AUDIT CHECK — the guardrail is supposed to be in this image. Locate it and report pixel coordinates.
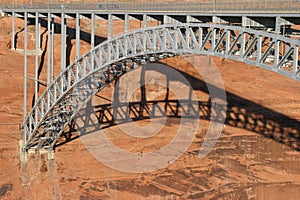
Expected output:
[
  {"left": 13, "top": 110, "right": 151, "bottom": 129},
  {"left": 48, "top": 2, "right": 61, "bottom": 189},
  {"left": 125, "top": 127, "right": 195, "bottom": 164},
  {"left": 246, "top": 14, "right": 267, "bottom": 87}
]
[{"left": 1, "top": 1, "right": 300, "bottom": 12}]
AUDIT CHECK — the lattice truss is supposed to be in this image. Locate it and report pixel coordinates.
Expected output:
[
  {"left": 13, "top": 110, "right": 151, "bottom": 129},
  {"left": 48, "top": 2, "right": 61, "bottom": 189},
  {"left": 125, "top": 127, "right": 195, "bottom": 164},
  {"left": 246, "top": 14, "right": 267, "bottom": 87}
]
[{"left": 22, "top": 23, "right": 300, "bottom": 151}]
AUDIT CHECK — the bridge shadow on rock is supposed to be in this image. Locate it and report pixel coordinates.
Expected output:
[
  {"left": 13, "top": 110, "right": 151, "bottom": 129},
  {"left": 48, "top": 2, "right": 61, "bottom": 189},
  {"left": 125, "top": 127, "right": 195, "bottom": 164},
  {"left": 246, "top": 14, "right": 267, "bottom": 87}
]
[
  {"left": 56, "top": 62, "right": 300, "bottom": 151},
  {"left": 174, "top": 65, "right": 300, "bottom": 151}
]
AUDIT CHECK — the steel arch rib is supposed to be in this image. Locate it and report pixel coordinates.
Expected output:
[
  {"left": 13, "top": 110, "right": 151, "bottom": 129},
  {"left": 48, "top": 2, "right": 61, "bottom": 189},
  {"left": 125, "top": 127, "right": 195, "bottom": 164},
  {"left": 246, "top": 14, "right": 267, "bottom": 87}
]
[{"left": 22, "top": 23, "right": 300, "bottom": 150}]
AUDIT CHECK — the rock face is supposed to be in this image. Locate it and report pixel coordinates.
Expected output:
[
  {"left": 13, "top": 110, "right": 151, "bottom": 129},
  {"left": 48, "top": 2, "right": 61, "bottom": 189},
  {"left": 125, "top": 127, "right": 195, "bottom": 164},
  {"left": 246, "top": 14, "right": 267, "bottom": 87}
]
[{"left": 0, "top": 15, "right": 299, "bottom": 199}]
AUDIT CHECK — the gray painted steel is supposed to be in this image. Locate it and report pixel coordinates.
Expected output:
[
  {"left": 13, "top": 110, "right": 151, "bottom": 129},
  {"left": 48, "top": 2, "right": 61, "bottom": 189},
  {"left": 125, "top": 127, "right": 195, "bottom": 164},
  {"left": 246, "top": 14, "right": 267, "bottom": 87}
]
[
  {"left": 23, "top": 12, "right": 27, "bottom": 147},
  {"left": 51, "top": 16, "right": 55, "bottom": 82},
  {"left": 47, "top": 12, "right": 51, "bottom": 87},
  {"left": 11, "top": 12, "right": 15, "bottom": 50},
  {"left": 1, "top": 2, "right": 300, "bottom": 15},
  {"left": 35, "top": 12, "right": 39, "bottom": 103},
  {"left": 76, "top": 12, "right": 80, "bottom": 59},
  {"left": 20, "top": 23, "right": 300, "bottom": 151}
]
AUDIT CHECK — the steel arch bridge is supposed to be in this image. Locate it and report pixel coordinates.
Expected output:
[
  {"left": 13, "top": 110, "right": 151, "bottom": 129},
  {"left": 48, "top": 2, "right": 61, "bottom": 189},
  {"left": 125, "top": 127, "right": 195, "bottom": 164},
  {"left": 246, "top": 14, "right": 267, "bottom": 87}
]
[{"left": 21, "top": 23, "right": 300, "bottom": 152}]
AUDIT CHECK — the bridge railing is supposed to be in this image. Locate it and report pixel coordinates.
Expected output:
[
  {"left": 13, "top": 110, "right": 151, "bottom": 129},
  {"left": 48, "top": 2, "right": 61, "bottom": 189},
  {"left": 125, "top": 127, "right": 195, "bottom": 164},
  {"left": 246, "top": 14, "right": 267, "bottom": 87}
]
[{"left": 1, "top": 1, "right": 300, "bottom": 12}]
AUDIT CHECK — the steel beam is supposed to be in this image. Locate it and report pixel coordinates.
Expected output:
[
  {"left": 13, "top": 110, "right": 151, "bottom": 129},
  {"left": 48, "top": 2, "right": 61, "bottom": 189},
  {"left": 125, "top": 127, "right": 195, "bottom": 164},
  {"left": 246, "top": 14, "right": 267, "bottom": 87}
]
[
  {"left": 274, "top": 39, "right": 280, "bottom": 68},
  {"left": 275, "top": 16, "right": 281, "bottom": 34},
  {"left": 91, "top": 13, "right": 95, "bottom": 49},
  {"left": 124, "top": 13, "right": 129, "bottom": 32},
  {"left": 143, "top": 14, "right": 147, "bottom": 28},
  {"left": 257, "top": 35, "right": 262, "bottom": 63},
  {"left": 76, "top": 13, "right": 80, "bottom": 59},
  {"left": 35, "top": 12, "right": 40, "bottom": 103},
  {"left": 23, "top": 12, "right": 27, "bottom": 144},
  {"left": 51, "top": 16, "right": 55, "bottom": 81},
  {"left": 61, "top": 12, "right": 66, "bottom": 71},
  {"left": 108, "top": 14, "right": 112, "bottom": 39},
  {"left": 225, "top": 29, "right": 230, "bottom": 57},
  {"left": 47, "top": 13, "right": 51, "bottom": 86},
  {"left": 211, "top": 28, "right": 216, "bottom": 51},
  {"left": 240, "top": 32, "right": 245, "bottom": 59},
  {"left": 293, "top": 46, "right": 298, "bottom": 76},
  {"left": 91, "top": 13, "right": 95, "bottom": 70},
  {"left": 11, "top": 12, "right": 15, "bottom": 50}
]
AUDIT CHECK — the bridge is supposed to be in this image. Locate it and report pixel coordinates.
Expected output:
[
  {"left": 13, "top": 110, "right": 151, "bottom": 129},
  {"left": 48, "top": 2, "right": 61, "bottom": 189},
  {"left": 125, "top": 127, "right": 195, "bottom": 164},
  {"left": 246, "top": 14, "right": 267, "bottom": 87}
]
[{"left": 1, "top": 1, "right": 299, "bottom": 161}]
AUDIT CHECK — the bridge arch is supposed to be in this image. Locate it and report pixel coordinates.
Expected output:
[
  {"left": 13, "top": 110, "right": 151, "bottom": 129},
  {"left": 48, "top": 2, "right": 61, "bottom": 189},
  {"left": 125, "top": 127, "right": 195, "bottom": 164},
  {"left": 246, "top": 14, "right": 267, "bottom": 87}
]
[{"left": 22, "top": 23, "right": 300, "bottom": 151}]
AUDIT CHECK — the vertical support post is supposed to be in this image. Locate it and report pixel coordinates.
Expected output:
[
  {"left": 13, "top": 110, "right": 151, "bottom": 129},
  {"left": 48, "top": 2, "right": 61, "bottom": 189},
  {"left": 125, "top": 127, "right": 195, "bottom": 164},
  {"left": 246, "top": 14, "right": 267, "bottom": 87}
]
[
  {"left": 293, "top": 46, "right": 298, "bottom": 77},
  {"left": 212, "top": 16, "right": 219, "bottom": 24},
  {"left": 12, "top": 12, "right": 15, "bottom": 50},
  {"left": 242, "top": 16, "right": 247, "bottom": 27},
  {"left": 225, "top": 29, "right": 230, "bottom": 57},
  {"left": 91, "top": 13, "right": 95, "bottom": 49},
  {"left": 274, "top": 39, "right": 279, "bottom": 69},
  {"left": 76, "top": 12, "right": 80, "bottom": 59},
  {"left": 163, "top": 15, "right": 167, "bottom": 24},
  {"left": 47, "top": 12, "right": 51, "bottom": 86},
  {"left": 198, "top": 27, "right": 203, "bottom": 50},
  {"left": 61, "top": 12, "right": 66, "bottom": 71},
  {"left": 174, "top": 30, "right": 178, "bottom": 50},
  {"left": 240, "top": 32, "right": 245, "bottom": 58},
  {"left": 108, "top": 13, "right": 112, "bottom": 39},
  {"left": 186, "top": 27, "right": 190, "bottom": 49},
  {"left": 91, "top": 13, "right": 95, "bottom": 70},
  {"left": 124, "top": 13, "right": 129, "bottom": 33},
  {"left": 186, "top": 15, "right": 190, "bottom": 23},
  {"left": 275, "top": 16, "right": 281, "bottom": 34},
  {"left": 51, "top": 16, "right": 55, "bottom": 81},
  {"left": 23, "top": 12, "right": 28, "bottom": 144},
  {"left": 211, "top": 28, "right": 216, "bottom": 51},
  {"left": 257, "top": 35, "right": 262, "bottom": 63},
  {"left": 143, "top": 14, "right": 147, "bottom": 28},
  {"left": 38, "top": 14, "right": 41, "bottom": 50},
  {"left": 35, "top": 12, "right": 40, "bottom": 103}
]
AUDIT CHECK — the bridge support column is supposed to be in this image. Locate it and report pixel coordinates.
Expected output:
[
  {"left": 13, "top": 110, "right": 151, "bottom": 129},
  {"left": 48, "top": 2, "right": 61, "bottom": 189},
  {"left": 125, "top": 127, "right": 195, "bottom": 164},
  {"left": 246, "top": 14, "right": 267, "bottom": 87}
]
[
  {"left": 91, "top": 13, "right": 95, "bottom": 70},
  {"left": 108, "top": 14, "right": 112, "bottom": 39},
  {"left": 91, "top": 13, "right": 95, "bottom": 49},
  {"left": 275, "top": 16, "right": 281, "bottom": 34},
  {"left": 257, "top": 35, "right": 262, "bottom": 62},
  {"left": 76, "top": 13, "right": 80, "bottom": 59},
  {"left": 51, "top": 16, "right": 55, "bottom": 81},
  {"left": 293, "top": 46, "right": 298, "bottom": 77},
  {"left": 143, "top": 14, "right": 147, "bottom": 28},
  {"left": 274, "top": 39, "right": 280, "bottom": 69},
  {"left": 61, "top": 12, "right": 67, "bottom": 71},
  {"left": 124, "top": 13, "right": 129, "bottom": 33},
  {"left": 23, "top": 12, "right": 27, "bottom": 139},
  {"left": 35, "top": 12, "right": 40, "bottom": 103},
  {"left": 11, "top": 12, "right": 15, "bottom": 50},
  {"left": 240, "top": 32, "right": 246, "bottom": 59},
  {"left": 47, "top": 12, "right": 51, "bottom": 87}
]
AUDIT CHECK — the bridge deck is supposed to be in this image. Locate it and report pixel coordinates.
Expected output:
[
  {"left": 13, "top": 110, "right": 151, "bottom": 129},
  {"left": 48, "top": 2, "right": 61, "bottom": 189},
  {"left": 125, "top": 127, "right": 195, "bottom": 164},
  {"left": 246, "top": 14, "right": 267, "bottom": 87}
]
[{"left": 2, "top": 1, "right": 300, "bottom": 16}]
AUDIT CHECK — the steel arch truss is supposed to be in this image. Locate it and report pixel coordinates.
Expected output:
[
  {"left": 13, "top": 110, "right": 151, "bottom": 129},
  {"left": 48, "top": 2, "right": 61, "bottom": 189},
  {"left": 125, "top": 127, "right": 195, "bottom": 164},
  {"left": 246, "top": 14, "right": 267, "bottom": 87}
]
[{"left": 22, "top": 23, "right": 300, "bottom": 151}]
